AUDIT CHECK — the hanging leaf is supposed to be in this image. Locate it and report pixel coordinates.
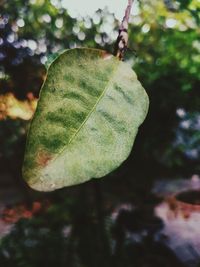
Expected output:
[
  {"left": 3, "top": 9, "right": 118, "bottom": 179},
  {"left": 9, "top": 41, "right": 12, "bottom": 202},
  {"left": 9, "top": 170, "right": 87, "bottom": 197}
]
[{"left": 23, "top": 48, "right": 149, "bottom": 191}]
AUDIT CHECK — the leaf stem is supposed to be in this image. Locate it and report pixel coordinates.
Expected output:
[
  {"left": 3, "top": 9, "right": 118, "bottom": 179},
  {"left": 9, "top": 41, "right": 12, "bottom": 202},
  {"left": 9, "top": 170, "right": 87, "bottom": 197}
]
[{"left": 114, "top": 0, "right": 134, "bottom": 60}]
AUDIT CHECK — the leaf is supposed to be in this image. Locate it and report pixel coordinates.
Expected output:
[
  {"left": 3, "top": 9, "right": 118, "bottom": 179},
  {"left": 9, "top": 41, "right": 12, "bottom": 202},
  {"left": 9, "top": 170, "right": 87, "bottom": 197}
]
[
  {"left": 23, "top": 48, "right": 149, "bottom": 191},
  {"left": 45, "top": 51, "right": 63, "bottom": 69}
]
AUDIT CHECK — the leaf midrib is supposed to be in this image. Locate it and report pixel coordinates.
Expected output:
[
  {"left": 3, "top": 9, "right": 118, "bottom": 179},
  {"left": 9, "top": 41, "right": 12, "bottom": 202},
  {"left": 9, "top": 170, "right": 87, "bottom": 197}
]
[{"left": 49, "top": 58, "right": 120, "bottom": 164}]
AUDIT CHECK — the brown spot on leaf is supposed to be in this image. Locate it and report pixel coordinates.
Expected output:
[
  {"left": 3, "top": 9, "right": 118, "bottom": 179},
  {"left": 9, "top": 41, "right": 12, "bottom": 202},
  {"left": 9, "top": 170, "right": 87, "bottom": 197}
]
[
  {"left": 37, "top": 150, "right": 52, "bottom": 167},
  {"left": 101, "top": 51, "right": 113, "bottom": 60}
]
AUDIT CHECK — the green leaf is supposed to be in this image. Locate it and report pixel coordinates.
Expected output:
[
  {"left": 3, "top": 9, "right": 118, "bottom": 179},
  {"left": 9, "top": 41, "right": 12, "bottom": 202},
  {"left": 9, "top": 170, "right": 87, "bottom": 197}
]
[{"left": 23, "top": 48, "right": 149, "bottom": 191}]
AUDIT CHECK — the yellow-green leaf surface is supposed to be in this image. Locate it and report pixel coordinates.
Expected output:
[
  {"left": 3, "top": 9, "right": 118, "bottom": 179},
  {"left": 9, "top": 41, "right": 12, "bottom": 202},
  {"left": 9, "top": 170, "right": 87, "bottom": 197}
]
[{"left": 23, "top": 48, "right": 149, "bottom": 191}]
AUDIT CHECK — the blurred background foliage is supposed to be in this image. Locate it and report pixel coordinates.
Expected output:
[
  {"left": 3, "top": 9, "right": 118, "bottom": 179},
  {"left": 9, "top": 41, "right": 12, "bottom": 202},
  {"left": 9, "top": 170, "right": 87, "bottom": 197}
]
[{"left": 0, "top": 0, "right": 200, "bottom": 266}]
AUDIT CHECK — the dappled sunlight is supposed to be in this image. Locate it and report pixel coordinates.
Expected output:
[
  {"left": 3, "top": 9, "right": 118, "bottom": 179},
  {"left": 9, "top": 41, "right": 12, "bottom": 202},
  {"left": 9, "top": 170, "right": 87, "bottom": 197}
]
[
  {"left": 0, "top": 93, "right": 37, "bottom": 121},
  {"left": 155, "top": 199, "right": 200, "bottom": 265},
  {"left": 154, "top": 176, "right": 200, "bottom": 265}
]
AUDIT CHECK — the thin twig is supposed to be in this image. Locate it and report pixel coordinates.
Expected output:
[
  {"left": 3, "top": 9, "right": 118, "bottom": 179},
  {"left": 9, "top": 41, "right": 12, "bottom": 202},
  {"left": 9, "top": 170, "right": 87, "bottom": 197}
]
[{"left": 114, "top": 0, "right": 134, "bottom": 60}]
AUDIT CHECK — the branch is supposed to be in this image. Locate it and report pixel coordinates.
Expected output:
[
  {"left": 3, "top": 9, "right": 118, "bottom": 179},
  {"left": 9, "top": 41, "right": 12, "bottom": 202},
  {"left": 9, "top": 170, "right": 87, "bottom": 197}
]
[{"left": 114, "top": 0, "right": 134, "bottom": 60}]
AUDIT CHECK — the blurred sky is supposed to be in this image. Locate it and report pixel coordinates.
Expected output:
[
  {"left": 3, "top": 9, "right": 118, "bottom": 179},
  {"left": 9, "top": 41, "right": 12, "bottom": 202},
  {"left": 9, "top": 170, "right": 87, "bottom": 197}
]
[{"left": 61, "top": 0, "right": 139, "bottom": 20}]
